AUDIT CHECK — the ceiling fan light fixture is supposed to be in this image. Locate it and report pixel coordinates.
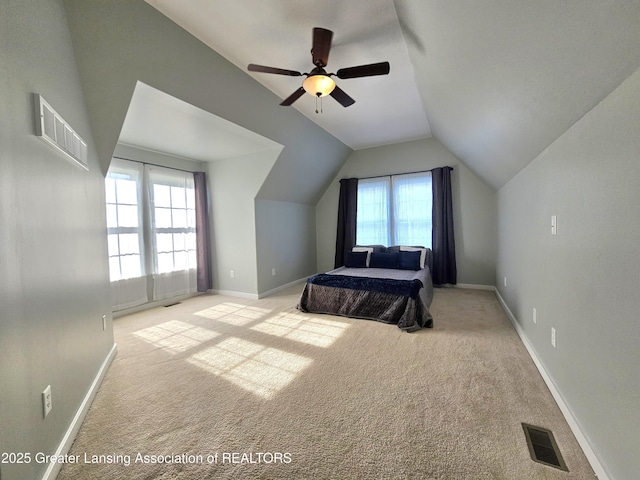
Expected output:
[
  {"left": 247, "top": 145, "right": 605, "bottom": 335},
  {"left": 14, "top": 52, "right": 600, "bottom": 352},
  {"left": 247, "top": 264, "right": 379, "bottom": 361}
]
[{"left": 302, "top": 74, "right": 336, "bottom": 97}]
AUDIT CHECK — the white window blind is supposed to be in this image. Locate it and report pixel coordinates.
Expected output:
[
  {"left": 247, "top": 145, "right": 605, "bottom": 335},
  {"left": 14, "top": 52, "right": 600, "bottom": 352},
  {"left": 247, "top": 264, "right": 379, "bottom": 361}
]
[{"left": 356, "top": 171, "right": 432, "bottom": 247}]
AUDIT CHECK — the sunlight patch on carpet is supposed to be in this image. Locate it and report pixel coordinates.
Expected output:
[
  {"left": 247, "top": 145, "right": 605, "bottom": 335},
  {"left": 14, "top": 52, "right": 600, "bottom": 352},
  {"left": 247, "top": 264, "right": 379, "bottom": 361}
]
[
  {"left": 133, "top": 320, "right": 219, "bottom": 354},
  {"left": 194, "top": 303, "right": 272, "bottom": 326},
  {"left": 251, "top": 312, "right": 350, "bottom": 348},
  {"left": 187, "top": 337, "right": 313, "bottom": 399}
]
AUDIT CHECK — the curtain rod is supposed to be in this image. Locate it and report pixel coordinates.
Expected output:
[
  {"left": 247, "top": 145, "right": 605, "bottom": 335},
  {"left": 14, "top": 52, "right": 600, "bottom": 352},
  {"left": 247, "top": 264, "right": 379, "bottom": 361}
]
[
  {"left": 350, "top": 166, "right": 453, "bottom": 181},
  {"left": 112, "top": 156, "right": 202, "bottom": 174}
]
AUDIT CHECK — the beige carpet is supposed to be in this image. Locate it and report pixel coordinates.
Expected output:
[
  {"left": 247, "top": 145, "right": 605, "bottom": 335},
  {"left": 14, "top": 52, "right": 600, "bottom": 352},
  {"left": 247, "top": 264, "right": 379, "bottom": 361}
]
[{"left": 58, "top": 286, "right": 595, "bottom": 479}]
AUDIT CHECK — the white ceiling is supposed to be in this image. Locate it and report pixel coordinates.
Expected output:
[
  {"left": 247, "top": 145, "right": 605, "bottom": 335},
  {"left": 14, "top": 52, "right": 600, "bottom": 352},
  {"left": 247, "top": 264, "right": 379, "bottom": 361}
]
[
  {"left": 119, "top": 81, "right": 282, "bottom": 162},
  {"left": 138, "top": 0, "right": 640, "bottom": 189}
]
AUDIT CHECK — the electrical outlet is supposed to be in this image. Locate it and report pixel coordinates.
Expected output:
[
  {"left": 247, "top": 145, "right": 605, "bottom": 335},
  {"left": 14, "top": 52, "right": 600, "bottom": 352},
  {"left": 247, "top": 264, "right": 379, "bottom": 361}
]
[
  {"left": 503, "top": 276, "right": 507, "bottom": 287},
  {"left": 43, "top": 385, "right": 52, "bottom": 417},
  {"left": 102, "top": 315, "right": 106, "bottom": 331},
  {"left": 230, "top": 270, "right": 235, "bottom": 278},
  {"left": 533, "top": 307, "right": 537, "bottom": 324},
  {"left": 272, "top": 268, "right": 276, "bottom": 276},
  {"left": 551, "top": 327, "right": 556, "bottom": 348}
]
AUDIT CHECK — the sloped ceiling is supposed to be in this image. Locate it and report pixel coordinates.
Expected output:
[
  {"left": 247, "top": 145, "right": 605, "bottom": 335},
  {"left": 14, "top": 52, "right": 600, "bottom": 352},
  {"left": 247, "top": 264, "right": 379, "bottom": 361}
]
[
  {"left": 119, "top": 81, "right": 283, "bottom": 161},
  {"left": 396, "top": 1, "right": 640, "bottom": 189},
  {"left": 147, "top": 0, "right": 431, "bottom": 151},
  {"left": 144, "top": 0, "right": 640, "bottom": 190}
]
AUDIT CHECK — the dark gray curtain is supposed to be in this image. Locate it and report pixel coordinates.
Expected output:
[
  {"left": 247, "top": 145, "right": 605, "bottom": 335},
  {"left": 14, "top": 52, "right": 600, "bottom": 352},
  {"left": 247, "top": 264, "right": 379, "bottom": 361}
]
[
  {"left": 431, "top": 167, "right": 457, "bottom": 285},
  {"left": 334, "top": 178, "right": 358, "bottom": 268},
  {"left": 193, "top": 172, "right": 212, "bottom": 292}
]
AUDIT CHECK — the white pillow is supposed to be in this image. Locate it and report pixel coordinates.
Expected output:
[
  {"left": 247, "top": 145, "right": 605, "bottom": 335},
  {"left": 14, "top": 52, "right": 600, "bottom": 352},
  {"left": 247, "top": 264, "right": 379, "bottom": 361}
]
[
  {"left": 352, "top": 246, "right": 373, "bottom": 267},
  {"left": 400, "top": 246, "right": 426, "bottom": 269}
]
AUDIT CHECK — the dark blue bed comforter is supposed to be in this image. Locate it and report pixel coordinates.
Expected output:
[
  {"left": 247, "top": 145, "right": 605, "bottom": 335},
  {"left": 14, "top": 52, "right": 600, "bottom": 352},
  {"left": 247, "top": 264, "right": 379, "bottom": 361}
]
[{"left": 307, "top": 273, "right": 423, "bottom": 300}]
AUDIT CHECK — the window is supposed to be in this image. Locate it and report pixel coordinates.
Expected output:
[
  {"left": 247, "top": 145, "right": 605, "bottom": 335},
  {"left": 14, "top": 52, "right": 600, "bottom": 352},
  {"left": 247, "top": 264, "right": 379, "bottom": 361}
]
[
  {"left": 391, "top": 173, "right": 432, "bottom": 247},
  {"left": 106, "top": 160, "right": 199, "bottom": 306},
  {"left": 149, "top": 171, "right": 196, "bottom": 274},
  {"left": 356, "top": 177, "right": 391, "bottom": 245},
  {"left": 356, "top": 172, "right": 432, "bottom": 247},
  {"left": 105, "top": 162, "right": 144, "bottom": 281}
]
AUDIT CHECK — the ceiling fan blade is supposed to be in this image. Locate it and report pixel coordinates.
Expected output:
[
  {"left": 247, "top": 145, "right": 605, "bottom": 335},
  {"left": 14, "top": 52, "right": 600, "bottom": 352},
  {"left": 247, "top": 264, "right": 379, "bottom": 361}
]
[
  {"left": 248, "top": 64, "right": 302, "bottom": 77},
  {"left": 330, "top": 85, "right": 355, "bottom": 107},
  {"left": 311, "top": 27, "right": 333, "bottom": 67},
  {"left": 280, "top": 87, "right": 306, "bottom": 106},
  {"left": 336, "top": 61, "right": 390, "bottom": 79}
]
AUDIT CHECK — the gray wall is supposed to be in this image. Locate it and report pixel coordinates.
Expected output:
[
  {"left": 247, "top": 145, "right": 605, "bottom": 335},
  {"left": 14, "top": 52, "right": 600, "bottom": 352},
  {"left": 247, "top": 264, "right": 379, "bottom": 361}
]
[
  {"left": 0, "top": 1, "right": 114, "bottom": 479},
  {"left": 207, "top": 152, "right": 320, "bottom": 297},
  {"left": 207, "top": 150, "right": 279, "bottom": 295},
  {"left": 316, "top": 138, "right": 497, "bottom": 285},
  {"left": 255, "top": 200, "right": 318, "bottom": 295},
  {"left": 497, "top": 66, "right": 640, "bottom": 479}
]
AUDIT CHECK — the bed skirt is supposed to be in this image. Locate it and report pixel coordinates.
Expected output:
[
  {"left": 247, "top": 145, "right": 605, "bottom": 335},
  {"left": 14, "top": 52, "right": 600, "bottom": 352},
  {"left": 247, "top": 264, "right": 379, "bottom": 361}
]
[{"left": 297, "top": 281, "right": 433, "bottom": 332}]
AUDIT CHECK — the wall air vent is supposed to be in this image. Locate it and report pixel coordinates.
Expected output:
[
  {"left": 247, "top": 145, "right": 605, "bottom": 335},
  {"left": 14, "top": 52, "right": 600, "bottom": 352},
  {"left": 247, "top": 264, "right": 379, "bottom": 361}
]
[{"left": 34, "top": 93, "right": 89, "bottom": 171}]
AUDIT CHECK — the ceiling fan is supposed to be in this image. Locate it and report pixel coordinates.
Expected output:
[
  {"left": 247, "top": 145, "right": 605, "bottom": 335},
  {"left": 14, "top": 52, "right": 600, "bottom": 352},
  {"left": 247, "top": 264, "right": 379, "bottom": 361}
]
[{"left": 248, "top": 27, "right": 390, "bottom": 111}]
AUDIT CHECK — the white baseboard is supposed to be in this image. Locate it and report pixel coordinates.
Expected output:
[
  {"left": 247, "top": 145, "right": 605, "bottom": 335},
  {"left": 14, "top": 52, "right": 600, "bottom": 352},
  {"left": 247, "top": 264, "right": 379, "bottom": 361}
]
[
  {"left": 210, "top": 276, "right": 309, "bottom": 300},
  {"left": 41, "top": 344, "right": 117, "bottom": 480},
  {"left": 455, "top": 283, "right": 496, "bottom": 291},
  {"left": 113, "top": 292, "right": 203, "bottom": 318},
  {"left": 209, "top": 289, "right": 259, "bottom": 300},
  {"left": 493, "top": 289, "right": 608, "bottom": 480},
  {"left": 258, "top": 276, "right": 308, "bottom": 299}
]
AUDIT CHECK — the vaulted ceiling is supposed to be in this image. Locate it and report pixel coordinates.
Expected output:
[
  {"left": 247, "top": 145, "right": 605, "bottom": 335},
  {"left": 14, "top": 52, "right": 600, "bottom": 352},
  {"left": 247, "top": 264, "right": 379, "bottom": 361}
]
[{"left": 141, "top": 0, "right": 640, "bottom": 190}]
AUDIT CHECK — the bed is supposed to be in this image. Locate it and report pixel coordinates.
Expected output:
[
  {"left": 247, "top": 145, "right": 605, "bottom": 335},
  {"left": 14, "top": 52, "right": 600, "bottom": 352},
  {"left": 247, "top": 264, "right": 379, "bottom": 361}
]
[{"left": 297, "top": 246, "right": 434, "bottom": 332}]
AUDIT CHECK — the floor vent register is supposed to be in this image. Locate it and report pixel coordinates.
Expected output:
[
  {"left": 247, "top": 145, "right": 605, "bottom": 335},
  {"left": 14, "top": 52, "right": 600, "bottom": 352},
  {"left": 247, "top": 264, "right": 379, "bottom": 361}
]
[{"left": 522, "top": 423, "right": 568, "bottom": 471}]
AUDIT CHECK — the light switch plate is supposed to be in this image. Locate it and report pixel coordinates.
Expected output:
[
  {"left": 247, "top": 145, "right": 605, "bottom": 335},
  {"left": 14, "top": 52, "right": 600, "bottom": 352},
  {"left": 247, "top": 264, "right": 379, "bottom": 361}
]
[{"left": 43, "top": 385, "right": 52, "bottom": 417}]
